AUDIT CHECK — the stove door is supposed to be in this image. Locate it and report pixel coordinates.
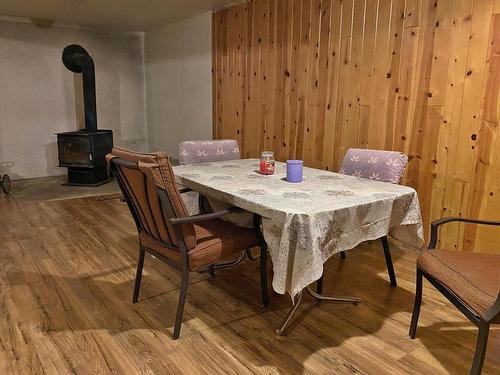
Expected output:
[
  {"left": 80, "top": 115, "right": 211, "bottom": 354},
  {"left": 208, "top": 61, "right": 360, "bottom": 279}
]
[{"left": 57, "top": 135, "right": 92, "bottom": 167}]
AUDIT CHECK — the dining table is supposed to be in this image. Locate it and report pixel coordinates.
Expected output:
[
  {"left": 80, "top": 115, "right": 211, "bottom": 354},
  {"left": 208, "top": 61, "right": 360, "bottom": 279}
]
[{"left": 173, "top": 158, "right": 424, "bottom": 334}]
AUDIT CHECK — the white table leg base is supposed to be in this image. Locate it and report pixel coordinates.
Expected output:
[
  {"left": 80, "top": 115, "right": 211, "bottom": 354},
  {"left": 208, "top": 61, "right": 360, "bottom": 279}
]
[
  {"left": 276, "top": 290, "right": 304, "bottom": 335},
  {"left": 305, "top": 286, "right": 362, "bottom": 303},
  {"left": 276, "top": 287, "right": 361, "bottom": 336}
]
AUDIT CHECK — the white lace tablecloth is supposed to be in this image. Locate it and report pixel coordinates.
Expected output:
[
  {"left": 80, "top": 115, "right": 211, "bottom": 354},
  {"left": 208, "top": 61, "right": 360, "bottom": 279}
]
[{"left": 173, "top": 159, "right": 424, "bottom": 298}]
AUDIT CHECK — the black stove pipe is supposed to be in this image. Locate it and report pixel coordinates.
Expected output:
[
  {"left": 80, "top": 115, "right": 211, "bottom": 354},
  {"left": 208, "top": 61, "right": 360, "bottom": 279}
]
[
  {"left": 62, "top": 45, "right": 97, "bottom": 132},
  {"left": 72, "top": 53, "right": 97, "bottom": 132}
]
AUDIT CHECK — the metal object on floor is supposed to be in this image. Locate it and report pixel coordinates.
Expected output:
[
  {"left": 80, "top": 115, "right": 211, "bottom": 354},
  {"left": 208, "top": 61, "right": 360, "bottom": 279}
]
[
  {"left": 276, "top": 283, "right": 361, "bottom": 335},
  {"left": 1, "top": 174, "right": 11, "bottom": 194}
]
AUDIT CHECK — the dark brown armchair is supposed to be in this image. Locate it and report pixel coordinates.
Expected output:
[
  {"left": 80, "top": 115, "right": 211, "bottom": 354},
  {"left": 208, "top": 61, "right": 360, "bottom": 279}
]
[
  {"left": 107, "top": 147, "right": 269, "bottom": 339},
  {"left": 409, "top": 217, "right": 500, "bottom": 375}
]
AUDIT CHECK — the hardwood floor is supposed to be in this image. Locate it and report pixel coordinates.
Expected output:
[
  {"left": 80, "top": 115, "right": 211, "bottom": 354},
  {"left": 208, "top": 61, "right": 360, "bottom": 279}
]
[
  {"left": 0, "top": 193, "right": 498, "bottom": 374},
  {"left": 10, "top": 176, "right": 120, "bottom": 202}
]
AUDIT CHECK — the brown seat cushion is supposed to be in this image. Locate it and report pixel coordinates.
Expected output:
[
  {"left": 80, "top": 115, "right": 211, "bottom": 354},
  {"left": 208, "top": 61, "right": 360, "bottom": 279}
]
[
  {"left": 140, "top": 219, "right": 259, "bottom": 272},
  {"left": 140, "top": 232, "right": 183, "bottom": 265},
  {"left": 418, "top": 249, "right": 500, "bottom": 321},
  {"left": 189, "top": 219, "right": 258, "bottom": 271}
]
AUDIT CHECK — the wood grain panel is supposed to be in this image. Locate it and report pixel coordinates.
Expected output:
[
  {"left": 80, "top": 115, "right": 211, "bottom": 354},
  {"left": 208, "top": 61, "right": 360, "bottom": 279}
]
[{"left": 213, "top": 0, "right": 500, "bottom": 253}]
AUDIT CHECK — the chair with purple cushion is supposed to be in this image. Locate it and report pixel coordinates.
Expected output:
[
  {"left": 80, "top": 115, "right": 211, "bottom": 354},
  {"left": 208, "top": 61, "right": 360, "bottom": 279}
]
[
  {"left": 321, "top": 148, "right": 409, "bottom": 290},
  {"left": 177, "top": 140, "right": 257, "bottom": 273},
  {"left": 177, "top": 139, "right": 241, "bottom": 215},
  {"left": 339, "top": 148, "right": 408, "bottom": 184},
  {"left": 178, "top": 139, "right": 240, "bottom": 165}
]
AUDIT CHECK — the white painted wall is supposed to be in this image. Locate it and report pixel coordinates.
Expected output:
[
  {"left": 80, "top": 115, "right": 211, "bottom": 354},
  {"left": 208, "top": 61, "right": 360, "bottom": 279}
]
[
  {"left": 145, "top": 12, "right": 212, "bottom": 157},
  {"left": 0, "top": 10, "right": 213, "bottom": 179},
  {"left": 0, "top": 18, "right": 147, "bottom": 179}
]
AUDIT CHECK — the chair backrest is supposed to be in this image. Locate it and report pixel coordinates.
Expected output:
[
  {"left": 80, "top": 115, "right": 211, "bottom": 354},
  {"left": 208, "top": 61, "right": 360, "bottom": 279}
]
[
  {"left": 106, "top": 147, "right": 197, "bottom": 250},
  {"left": 340, "top": 148, "right": 408, "bottom": 184},
  {"left": 178, "top": 139, "right": 240, "bottom": 165}
]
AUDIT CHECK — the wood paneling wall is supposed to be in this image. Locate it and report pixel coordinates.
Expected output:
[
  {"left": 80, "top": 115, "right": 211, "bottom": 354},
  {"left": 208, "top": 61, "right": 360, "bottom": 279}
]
[{"left": 212, "top": 0, "right": 500, "bottom": 252}]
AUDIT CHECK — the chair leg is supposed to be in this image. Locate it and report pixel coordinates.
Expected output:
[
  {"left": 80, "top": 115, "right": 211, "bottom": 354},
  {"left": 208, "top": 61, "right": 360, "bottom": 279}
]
[
  {"left": 470, "top": 321, "right": 490, "bottom": 375},
  {"left": 259, "top": 244, "right": 269, "bottom": 307},
  {"left": 340, "top": 251, "right": 346, "bottom": 259},
  {"left": 198, "top": 194, "right": 206, "bottom": 214},
  {"left": 381, "top": 236, "right": 397, "bottom": 287},
  {"left": 172, "top": 268, "right": 189, "bottom": 340},
  {"left": 132, "top": 248, "right": 146, "bottom": 303},
  {"left": 208, "top": 264, "right": 215, "bottom": 277},
  {"left": 409, "top": 268, "right": 423, "bottom": 339},
  {"left": 246, "top": 247, "right": 260, "bottom": 261},
  {"left": 316, "top": 275, "right": 324, "bottom": 295}
]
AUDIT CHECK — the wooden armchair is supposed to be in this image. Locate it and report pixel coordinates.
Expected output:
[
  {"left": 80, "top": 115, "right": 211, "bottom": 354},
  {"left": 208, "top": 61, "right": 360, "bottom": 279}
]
[
  {"left": 107, "top": 147, "right": 269, "bottom": 339},
  {"left": 409, "top": 217, "right": 500, "bottom": 375}
]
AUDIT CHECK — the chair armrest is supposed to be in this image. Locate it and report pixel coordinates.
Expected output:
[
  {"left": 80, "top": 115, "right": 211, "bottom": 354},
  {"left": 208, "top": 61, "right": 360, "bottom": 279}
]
[
  {"left": 429, "top": 217, "right": 500, "bottom": 249},
  {"left": 483, "top": 291, "right": 500, "bottom": 323},
  {"left": 169, "top": 207, "right": 243, "bottom": 225}
]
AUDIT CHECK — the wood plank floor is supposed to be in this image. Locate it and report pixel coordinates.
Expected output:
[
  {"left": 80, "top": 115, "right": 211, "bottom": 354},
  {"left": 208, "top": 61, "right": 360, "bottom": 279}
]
[
  {"left": 0, "top": 193, "right": 499, "bottom": 374},
  {"left": 9, "top": 176, "right": 120, "bottom": 202}
]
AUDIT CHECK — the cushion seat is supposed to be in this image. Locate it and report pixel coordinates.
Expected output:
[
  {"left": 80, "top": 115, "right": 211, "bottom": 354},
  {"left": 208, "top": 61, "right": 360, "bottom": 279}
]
[
  {"left": 140, "top": 219, "right": 258, "bottom": 272},
  {"left": 189, "top": 219, "right": 258, "bottom": 271},
  {"left": 417, "top": 249, "right": 500, "bottom": 321}
]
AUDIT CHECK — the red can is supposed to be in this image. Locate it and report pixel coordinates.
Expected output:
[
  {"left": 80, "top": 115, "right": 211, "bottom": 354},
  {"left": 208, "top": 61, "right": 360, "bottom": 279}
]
[{"left": 259, "top": 151, "right": 275, "bottom": 175}]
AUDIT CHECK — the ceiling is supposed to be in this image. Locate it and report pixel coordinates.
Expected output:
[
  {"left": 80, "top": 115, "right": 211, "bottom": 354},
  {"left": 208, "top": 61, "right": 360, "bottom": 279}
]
[{"left": 0, "top": 0, "right": 239, "bottom": 32}]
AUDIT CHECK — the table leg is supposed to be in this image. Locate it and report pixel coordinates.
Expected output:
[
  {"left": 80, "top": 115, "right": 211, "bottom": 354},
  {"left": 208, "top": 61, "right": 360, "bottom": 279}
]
[
  {"left": 276, "top": 290, "right": 303, "bottom": 335},
  {"left": 276, "top": 287, "right": 361, "bottom": 336},
  {"left": 305, "top": 287, "right": 361, "bottom": 304},
  {"left": 198, "top": 251, "right": 247, "bottom": 275}
]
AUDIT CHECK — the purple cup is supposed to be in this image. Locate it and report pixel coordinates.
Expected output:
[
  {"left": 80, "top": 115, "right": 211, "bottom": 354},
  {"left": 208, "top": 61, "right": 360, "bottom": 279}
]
[{"left": 286, "top": 160, "right": 303, "bottom": 183}]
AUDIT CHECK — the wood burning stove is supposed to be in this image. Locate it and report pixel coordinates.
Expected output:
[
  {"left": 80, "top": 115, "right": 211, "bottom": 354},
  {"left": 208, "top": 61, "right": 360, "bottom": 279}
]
[{"left": 57, "top": 44, "right": 113, "bottom": 186}]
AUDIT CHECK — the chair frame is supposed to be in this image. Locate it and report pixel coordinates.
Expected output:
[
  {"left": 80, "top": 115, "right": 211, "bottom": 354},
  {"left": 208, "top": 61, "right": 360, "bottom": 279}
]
[
  {"left": 317, "top": 235, "right": 397, "bottom": 296},
  {"left": 409, "top": 217, "right": 500, "bottom": 375},
  {"left": 336, "top": 147, "right": 406, "bottom": 287},
  {"left": 110, "top": 158, "right": 269, "bottom": 339},
  {"left": 338, "top": 235, "right": 397, "bottom": 288}
]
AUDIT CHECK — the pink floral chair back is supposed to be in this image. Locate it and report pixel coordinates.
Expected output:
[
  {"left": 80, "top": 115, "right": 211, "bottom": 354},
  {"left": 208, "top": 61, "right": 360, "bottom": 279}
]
[
  {"left": 178, "top": 140, "right": 241, "bottom": 165},
  {"left": 339, "top": 148, "right": 408, "bottom": 184}
]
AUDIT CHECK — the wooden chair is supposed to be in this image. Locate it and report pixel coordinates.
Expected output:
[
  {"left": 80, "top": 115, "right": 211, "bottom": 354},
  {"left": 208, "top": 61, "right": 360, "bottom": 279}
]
[
  {"left": 325, "top": 148, "right": 409, "bottom": 289},
  {"left": 409, "top": 217, "right": 500, "bottom": 375},
  {"left": 107, "top": 147, "right": 269, "bottom": 339}
]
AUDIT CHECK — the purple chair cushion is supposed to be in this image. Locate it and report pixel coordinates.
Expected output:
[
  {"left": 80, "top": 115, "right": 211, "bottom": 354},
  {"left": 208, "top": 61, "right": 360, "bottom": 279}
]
[
  {"left": 339, "top": 148, "right": 408, "bottom": 184},
  {"left": 177, "top": 139, "right": 251, "bottom": 226},
  {"left": 178, "top": 139, "right": 240, "bottom": 165}
]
